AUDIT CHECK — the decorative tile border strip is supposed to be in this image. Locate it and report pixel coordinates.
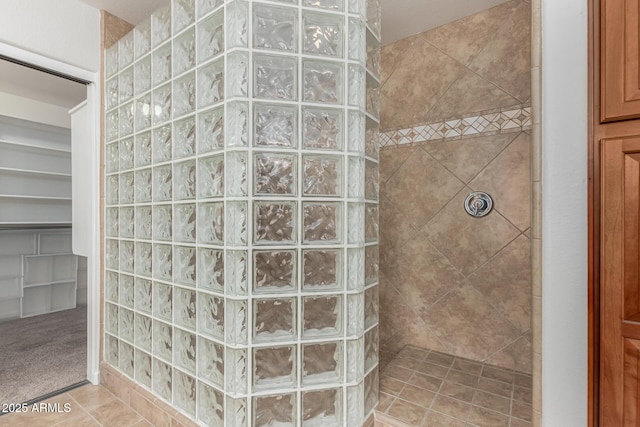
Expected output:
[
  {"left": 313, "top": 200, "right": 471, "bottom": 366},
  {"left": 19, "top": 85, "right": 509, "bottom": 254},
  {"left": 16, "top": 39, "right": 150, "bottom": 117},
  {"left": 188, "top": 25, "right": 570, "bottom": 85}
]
[{"left": 379, "top": 106, "right": 532, "bottom": 150}]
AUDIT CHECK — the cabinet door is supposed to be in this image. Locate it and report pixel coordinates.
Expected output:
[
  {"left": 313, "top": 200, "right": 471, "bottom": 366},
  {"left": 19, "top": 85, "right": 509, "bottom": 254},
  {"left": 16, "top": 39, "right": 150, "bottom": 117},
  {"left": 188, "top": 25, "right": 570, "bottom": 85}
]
[{"left": 601, "top": 0, "right": 640, "bottom": 121}]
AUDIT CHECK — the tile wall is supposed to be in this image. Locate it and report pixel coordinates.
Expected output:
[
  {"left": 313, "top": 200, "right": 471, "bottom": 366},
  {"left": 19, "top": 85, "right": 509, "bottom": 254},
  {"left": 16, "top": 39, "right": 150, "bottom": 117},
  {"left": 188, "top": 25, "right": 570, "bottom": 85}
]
[
  {"left": 102, "top": 0, "right": 381, "bottom": 425},
  {"left": 378, "top": 0, "right": 533, "bottom": 373}
]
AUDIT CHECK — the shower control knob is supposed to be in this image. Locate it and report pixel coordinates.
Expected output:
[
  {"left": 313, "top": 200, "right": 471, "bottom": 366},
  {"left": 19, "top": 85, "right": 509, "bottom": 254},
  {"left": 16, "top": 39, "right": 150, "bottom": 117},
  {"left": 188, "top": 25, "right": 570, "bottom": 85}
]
[{"left": 464, "top": 192, "right": 493, "bottom": 218}]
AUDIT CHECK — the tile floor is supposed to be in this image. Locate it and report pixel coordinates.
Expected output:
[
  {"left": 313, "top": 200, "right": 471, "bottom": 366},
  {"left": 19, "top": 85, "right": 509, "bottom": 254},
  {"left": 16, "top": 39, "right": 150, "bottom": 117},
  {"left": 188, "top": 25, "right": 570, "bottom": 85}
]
[
  {"left": 375, "top": 346, "right": 533, "bottom": 427},
  {"left": 0, "top": 385, "right": 150, "bottom": 427}
]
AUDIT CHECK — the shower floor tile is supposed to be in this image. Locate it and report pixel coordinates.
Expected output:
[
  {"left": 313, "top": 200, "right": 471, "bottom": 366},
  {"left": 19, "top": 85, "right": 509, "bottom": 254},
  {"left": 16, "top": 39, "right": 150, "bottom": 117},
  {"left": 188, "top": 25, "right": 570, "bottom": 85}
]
[{"left": 375, "top": 346, "right": 532, "bottom": 427}]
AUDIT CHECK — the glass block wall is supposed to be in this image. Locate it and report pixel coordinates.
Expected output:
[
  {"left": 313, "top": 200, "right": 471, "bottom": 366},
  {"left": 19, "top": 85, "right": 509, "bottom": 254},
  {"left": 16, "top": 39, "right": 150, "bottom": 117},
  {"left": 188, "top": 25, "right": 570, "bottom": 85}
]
[{"left": 103, "top": 0, "right": 380, "bottom": 425}]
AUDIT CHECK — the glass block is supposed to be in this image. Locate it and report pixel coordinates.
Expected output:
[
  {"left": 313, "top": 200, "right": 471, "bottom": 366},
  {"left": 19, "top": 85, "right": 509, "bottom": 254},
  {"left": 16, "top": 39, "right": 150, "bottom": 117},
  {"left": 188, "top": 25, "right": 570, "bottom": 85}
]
[
  {"left": 113, "top": 347, "right": 132, "bottom": 384},
  {"left": 153, "top": 205, "right": 172, "bottom": 241},
  {"left": 118, "top": 138, "right": 133, "bottom": 171},
  {"left": 254, "top": 153, "right": 296, "bottom": 195},
  {"left": 303, "top": 202, "right": 341, "bottom": 244},
  {"left": 174, "top": 381, "right": 200, "bottom": 419},
  {"left": 134, "top": 349, "right": 152, "bottom": 387},
  {"left": 364, "top": 159, "right": 379, "bottom": 200},
  {"left": 152, "top": 358, "right": 173, "bottom": 402},
  {"left": 302, "top": 388, "right": 341, "bottom": 427},
  {"left": 119, "top": 102, "right": 134, "bottom": 136},
  {"left": 105, "top": 334, "right": 118, "bottom": 365},
  {"left": 364, "top": 367, "right": 379, "bottom": 414},
  {"left": 105, "top": 239, "right": 118, "bottom": 269},
  {"left": 303, "top": 12, "right": 343, "bottom": 57},
  {"left": 173, "top": 0, "right": 195, "bottom": 33},
  {"left": 255, "top": 202, "right": 296, "bottom": 244},
  {"left": 364, "top": 204, "right": 378, "bottom": 243},
  {"left": 225, "top": 250, "right": 248, "bottom": 296},
  {"left": 105, "top": 43, "right": 118, "bottom": 78},
  {"left": 119, "top": 274, "right": 135, "bottom": 308},
  {"left": 174, "top": 160, "right": 197, "bottom": 200},
  {"left": 254, "top": 4, "right": 297, "bottom": 52},
  {"left": 226, "top": 101, "right": 248, "bottom": 147},
  {"left": 105, "top": 303, "right": 118, "bottom": 334},
  {"left": 106, "top": 77, "right": 118, "bottom": 110},
  {"left": 303, "top": 295, "right": 342, "bottom": 338},
  {"left": 347, "top": 247, "right": 364, "bottom": 290},
  {"left": 254, "top": 250, "right": 295, "bottom": 294},
  {"left": 119, "top": 307, "right": 134, "bottom": 342},
  {"left": 120, "top": 241, "right": 135, "bottom": 273},
  {"left": 198, "top": 337, "right": 224, "bottom": 387},
  {"left": 198, "top": 106, "right": 225, "bottom": 153},
  {"left": 152, "top": 83, "right": 172, "bottom": 125},
  {"left": 135, "top": 94, "right": 151, "bottom": 131},
  {"left": 365, "top": 245, "right": 378, "bottom": 285},
  {"left": 364, "top": 326, "right": 378, "bottom": 372},
  {"left": 349, "top": 0, "right": 366, "bottom": 15},
  {"left": 173, "top": 116, "right": 196, "bottom": 159},
  {"left": 153, "top": 282, "right": 173, "bottom": 321},
  {"left": 135, "top": 313, "right": 152, "bottom": 352},
  {"left": 198, "top": 59, "right": 224, "bottom": 108},
  {"left": 365, "top": 128, "right": 379, "bottom": 159},
  {"left": 197, "top": 248, "right": 224, "bottom": 292},
  {"left": 254, "top": 55, "right": 297, "bottom": 101},
  {"left": 348, "top": 64, "right": 366, "bottom": 108},
  {"left": 226, "top": 396, "right": 248, "bottom": 427},
  {"left": 119, "top": 66, "right": 134, "bottom": 103},
  {"left": 175, "top": 288, "right": 196, "bottom": 331},
  {"left": 348, "top": 111, "right": 365, "bottom": 153},
  {"left": 254, "top": 298, "right": 296, "bottom": 342},
  {"left": 118, "top": 31, "right": 134, "bottom": 69},
  {"left": 366, "top": 43, "right": 381, "bottom": 80},
  {"left": 304, "top": 0, "right": 343, "bottom": 11},
  {"left": 348, "top": 157, "right": 365, "bottom": 198},
  {"left": 226, "top": 50, "right": 249, "bottom": 98},
  {"left": 174, "top": 203, "right": 197, "bottom": 243},
  {"left": 174, "top": 246, "right": 197, "bottom": 286},
  {"left": 152, "top": 42, "right": 172, "bottom": 85},
  {"left": 254, "top": 394, "right": 295, "bottom": 427},
  {"left": 348, "top": 17, "right": 366, "bottom": 63},
  {"left": 366, "top": 86, "right": 380, "bottom": 120},
  {"left": 303, "top": 60, "right": 343, "bottom": 104},
  {"left": 197, "top": 202, "right": 224, "bottom": 244},
  {"left": 226, "top": 348, "right": 248, "bottom": 394},
  {"left": 106, "top": 271, "right": 118, "bottom": 302},
  {"left": 198, "top": 0, "right": 224, "bottom": 18},
  {"left": 347, "top": 292, "right": 364, "bottom": 336},
  {"left": 119, "top": 171, "right": 134, "bottom": 204},
  {"left": 226, "top": 0, "right": 249, "bottom": 49},
  {"left": 199, "top": 293, "right": 224, "bottom": 340},
  {"left": 302, "top": 107, "right": 342, "bottom": 150},
  {"left": 346, "top": 338, "right": 364, "bottom": 382},
  {"left": 198, "top": 382, "right": 224, "bottom": 427},
  {"left": 302, "top": 342, "right": 341, "bottom": 385},
  {"left": 135, "top": 278, "right": 152, "bottom": 314},
  {"left": 225, "top": 299, "right": 248, "bottom": 345},
  {"left": 226, "top": 201, "right": 248, "bottom": 246},
  {"left": 198, "top": 10, "right": 224, "bottom": 63},
  {"left": 253, "top": 346, "right": 296, "bottom": 390},
  {"left": 348, "top": 203, "right": 364, "bottom": 245},
  {"left": 174, "top": 328, "right": 196, "bottom": 373},
  {"left": 153, "top": 165, "right": 172, "bottom": 202},
  {"left": 173, "top": 72, "right": 196, "bottom": 118},
  {"left": 135, "top": 18, "right": 151, "bottom": 59},
  {"left": 135, "top": 242, "right": 152, "bottom": 277},
  {"left": 106, "top": 142, "right": 118, "bottom": 174},
  {"left": 254, "top": 104, "right": 297, "bottom": 148},
  {"left": 346, "top": 383, "right": 364, "bottom": 427},
  {"left": 134, "top": 56, "right": 152, "bottom": 95},
  {"left": 366, "top": 0, "right": 381, "bottom": 40},
  {"left": 135, "top": 206, "right": 152, "bottom": 240},
  {"left": 134, "top": 168, "right": 152, "bottom": 203},
  {"left": 153, "top": 243, "right": 173, "bottom": 281},
  {"left": 152, "top": 5, "right": 172, "bottom": 47},
  {"left": 106, "top": 207, "right": 118, "bottom": 237},
  {"left": 303, "top": 155, "right": 341, "bottom": 196},
  {"left": 198, "top": 155, "right": 224, "bottom": 198},
  {"left": 153, "top": 320, "right": 173, "bottom": 361},
  {"left": 153, "top": 125, "right": 172, "bottom": 163},
  {"left": 106, "top": 110, "right": 118, "bottom": 142},
  {"left": 135, "top": 132, "right": 152, "bottom": 167},
  {"left": 302, "top": 249, "right": 341, "bottom": 291}
]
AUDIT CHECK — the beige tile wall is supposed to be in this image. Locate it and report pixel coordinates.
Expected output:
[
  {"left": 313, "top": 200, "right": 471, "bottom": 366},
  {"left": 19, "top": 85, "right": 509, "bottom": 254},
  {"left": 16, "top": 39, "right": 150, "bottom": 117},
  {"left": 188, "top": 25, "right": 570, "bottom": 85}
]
[{"left": 379, "top": 0, "right": 532, "bottom": 374}]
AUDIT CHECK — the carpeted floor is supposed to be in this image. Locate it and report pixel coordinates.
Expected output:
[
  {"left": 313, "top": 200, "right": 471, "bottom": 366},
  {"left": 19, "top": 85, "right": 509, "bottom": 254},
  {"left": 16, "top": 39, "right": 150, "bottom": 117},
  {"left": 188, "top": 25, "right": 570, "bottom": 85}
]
[{"left": 0, "top": 306, "right": 86, "bottom": 404}]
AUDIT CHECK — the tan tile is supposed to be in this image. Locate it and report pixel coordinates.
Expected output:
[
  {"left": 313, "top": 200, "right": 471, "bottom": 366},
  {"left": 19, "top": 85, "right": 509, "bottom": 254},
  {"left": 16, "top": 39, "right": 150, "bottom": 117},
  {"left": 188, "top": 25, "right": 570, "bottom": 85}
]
[
  {"left": 466, "top": 405, "right": 510, "bottom": 427},
  {"left": 84, "top": 395, "right": 142, "bottom": 426},
  {"left": 380, "top": 146, "right": 416, "bottom": 184},
  {"left": 510, "top": 416, "right": 533, "bottom": 427},
  {"left": 515, "top": 373, "right": 533, "bottom": 388},
  {"left": 513, "top": 385, "right": 533, "bottom": 404},
  {"left": 397, "top": 346, "right": 429, "bottom": 361},
  {"left": 481, "top": 365, "right": 516, "bottom": 384},
  {"left": 376, "top": 392, "right": 396, "bottom": 413},
  {"left": 130, "top": 420, "right": 154, "bottom": 427},
  {"left": 439, "top": 381, "right": 475, "bottom": 403},
  {"left": 485, "top": 335, "right": 533, "bottom": 373},
  {"left": 451, "top": 358, "right": 483, "bottom": 375},
  {"left": 430, "top": 395, "right": 471, "bottom": 420},
  {"left": 425, "top": 351, "right": 455, "bottom": 367},
  {"left": 407, "top": 372, "right": 443, "bottom": 392},
  {"left": 53, "top": 412, "right": 101, "bottom": 427},
  {"left": 100, "top": 366, "right": 131, "bottom": 405},
  {"left": 381, "top": 364, "right": 414, "bottom": 382},
  {"left": 378, "top": 279, "right": 419, "bottom": 348},
  {"left": 398, "top": 385, "right": 436, "bottom": 408},
  {"left": 512, "top": 401, "right": 533, "bottom": 422},
  {"left": 468, "top": 235, "right": 531, "bottom": 333},
  {"left": 380, "top": 33, "right": 425, "bottom": 86},
  {"left": 129, "top": 390, "right": 172, "bottom": 427},
  {"left": 416, "top": 361, "right": 450, "bottom": 379},
  {"left": 391, "top": 355, "right": 422, "bottom": 371},
  {"left": 424, "top": 410, "right": 473, "bottom": 427},
  {"left": 423, "top": 188, "right": 520, "bottom": 276},
  {"left": 423, "top": 133, "right": 518, "bottom": 184},
  {"left": 471, "top": 390, "right": 511, "bottom": 414},
  {"left": 386, "top": 399, "right": 428, "bottom": 426},
  {"left": 470, "top": 133, "right": 531, "bottom": 231},
  {"left": 103, "top": 11, "right": 134, "bottom": 49},
  {"left": 380, "top": 376, "right": 406, "bottom": 395},
  {"left": 477, "top": 377, "right": 513, "bottom": 399},
  {"left": 68, "top": 385, "right": 118, "bottom": 411},
  {"left": 446, "top": 369, "right": 480, "bottom": 388}
]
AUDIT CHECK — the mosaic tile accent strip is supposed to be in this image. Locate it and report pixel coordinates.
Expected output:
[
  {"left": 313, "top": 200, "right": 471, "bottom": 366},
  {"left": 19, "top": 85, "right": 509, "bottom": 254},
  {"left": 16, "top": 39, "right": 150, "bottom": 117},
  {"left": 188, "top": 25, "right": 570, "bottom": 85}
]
[{"left": 379, "top": 106, "right": 532, "bottom": 150}]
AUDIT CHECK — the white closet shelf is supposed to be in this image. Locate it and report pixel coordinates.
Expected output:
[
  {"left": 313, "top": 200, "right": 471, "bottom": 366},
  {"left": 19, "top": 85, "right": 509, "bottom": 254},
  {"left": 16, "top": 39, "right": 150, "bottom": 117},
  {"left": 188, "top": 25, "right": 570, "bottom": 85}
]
[
  {"left": 0, "top": 194, "right": 72, "bottom": 201},
  {"left": 0, "top": 139, "right": 71, "bottom": 154},
  {"left": 0, "top": 166, "right": 72, "bottom": 178},
  {"left": 0, "top": 222, "right": 72, "bottom": 228},
  {"left": 25, "top": 252, "right": 74, "bottom": 258},
  {"left": 23, "top": 279, "right": 76, "bottom": 289}
]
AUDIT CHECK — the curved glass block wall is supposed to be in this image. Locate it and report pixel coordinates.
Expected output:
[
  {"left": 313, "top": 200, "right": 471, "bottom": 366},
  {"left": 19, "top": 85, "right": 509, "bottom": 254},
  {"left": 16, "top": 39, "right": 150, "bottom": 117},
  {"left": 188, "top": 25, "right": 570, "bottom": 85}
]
[{"left": 103, "top": 0, "right": 380, "bottom": 425}]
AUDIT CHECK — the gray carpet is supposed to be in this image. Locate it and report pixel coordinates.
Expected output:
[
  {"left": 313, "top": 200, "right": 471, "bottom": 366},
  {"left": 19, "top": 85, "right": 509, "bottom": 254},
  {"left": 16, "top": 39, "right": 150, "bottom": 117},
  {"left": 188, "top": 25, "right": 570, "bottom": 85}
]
[{"left": 0, "top": 306, "right": 87, "bottom": 404}]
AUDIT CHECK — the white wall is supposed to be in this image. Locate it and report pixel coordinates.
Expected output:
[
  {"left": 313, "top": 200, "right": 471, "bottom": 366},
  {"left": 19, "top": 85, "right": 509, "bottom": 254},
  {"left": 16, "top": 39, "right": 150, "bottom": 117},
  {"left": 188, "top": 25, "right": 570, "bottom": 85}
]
[
  {"left": 0, "top": 0, "right": 100, "bottom": 72},
  {"left": 541, "top": 0, "right": 588, "bottom": 425},
  {"left": 0, "top": 92, "right": 72, "bottom": 128}
]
